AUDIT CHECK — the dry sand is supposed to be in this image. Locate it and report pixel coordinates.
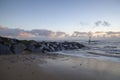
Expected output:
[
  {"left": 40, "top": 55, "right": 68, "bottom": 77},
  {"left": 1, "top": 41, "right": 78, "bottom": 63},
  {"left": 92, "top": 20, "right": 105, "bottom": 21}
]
[{"left": 0, "top": 54, "right": 120, "bottom": 80}]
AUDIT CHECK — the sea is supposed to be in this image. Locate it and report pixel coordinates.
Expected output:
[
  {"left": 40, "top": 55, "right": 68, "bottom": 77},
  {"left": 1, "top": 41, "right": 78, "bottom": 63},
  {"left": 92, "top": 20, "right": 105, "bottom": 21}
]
[{"left": 55, "top": 38, "right": 120, "bottom": 62}]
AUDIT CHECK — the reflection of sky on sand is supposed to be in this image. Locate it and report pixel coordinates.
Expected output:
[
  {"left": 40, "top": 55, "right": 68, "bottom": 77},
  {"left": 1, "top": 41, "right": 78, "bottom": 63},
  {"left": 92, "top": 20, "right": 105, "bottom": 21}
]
[{"left": 38, "top": 56, "right": 120, "bottom": 80}]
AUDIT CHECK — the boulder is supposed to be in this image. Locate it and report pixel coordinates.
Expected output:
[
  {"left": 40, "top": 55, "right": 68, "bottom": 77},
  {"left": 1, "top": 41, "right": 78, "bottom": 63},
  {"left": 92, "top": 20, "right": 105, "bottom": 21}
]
[
  {"left": 0, "top": 44, "right": 12, "bottom": 55},
  {"left": 27, "top": 42, "right": 43, "bottom": 53},
  {"left": 75, "top": 42, "right": 85, "bottom": 48},
  {"left": 12, "top": 43, "right": 26, "bottom": 54},
  {"left": 27, "top": 43, "right": 36, "bottom": 52},
  {"left": 49, "top": 45, "right": 55, "bottom": 52}
]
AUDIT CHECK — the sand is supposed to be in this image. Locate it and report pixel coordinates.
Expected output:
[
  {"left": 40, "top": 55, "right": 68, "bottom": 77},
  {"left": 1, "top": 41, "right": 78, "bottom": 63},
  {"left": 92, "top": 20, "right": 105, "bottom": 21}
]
[{"left": 0, "top": 54, "right": 120, "bottom": 80}]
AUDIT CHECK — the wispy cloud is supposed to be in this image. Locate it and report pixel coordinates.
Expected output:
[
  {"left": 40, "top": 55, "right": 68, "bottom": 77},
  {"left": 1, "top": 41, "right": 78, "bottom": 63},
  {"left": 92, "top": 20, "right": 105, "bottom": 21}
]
[
  {"left": 94, "top": 21, "right": 110, "bottom": 27},
  {"left": 95, "top": 21, "right": 102, "bottom": 26},
  {"left": 80, "top": 22, "right": 88, "bottom": 26},
  {"left": 102, "top": 21, "right": 110, "bottom": 26}
]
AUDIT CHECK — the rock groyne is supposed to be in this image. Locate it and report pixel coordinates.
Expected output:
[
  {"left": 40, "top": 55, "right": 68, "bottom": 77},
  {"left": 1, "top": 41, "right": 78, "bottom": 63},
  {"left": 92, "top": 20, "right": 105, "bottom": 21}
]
[{"left": 0, "top": 36, "right": 85, "bottom": 55}]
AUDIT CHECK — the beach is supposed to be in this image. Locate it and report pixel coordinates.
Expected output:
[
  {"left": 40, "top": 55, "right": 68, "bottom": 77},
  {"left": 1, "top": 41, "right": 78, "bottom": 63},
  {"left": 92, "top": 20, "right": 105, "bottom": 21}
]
[
  {"left": 0, "top": 54, "right": 120, "bottom": 80},
  {"left": 0, "top": 0, "right": 120, "bottom": 80}
]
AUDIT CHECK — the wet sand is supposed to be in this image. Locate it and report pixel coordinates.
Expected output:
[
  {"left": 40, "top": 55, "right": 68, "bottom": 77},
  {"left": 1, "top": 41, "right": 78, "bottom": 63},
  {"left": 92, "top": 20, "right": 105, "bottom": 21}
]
[{"left": 0, "top": 54, "right": 120, "bottom": 80}]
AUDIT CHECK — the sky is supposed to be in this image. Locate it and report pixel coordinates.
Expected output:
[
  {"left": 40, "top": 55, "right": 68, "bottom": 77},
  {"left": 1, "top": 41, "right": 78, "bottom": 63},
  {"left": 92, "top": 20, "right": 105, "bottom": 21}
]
[{"left": 0, "top": 0, "right": 120, "bottom": 34}]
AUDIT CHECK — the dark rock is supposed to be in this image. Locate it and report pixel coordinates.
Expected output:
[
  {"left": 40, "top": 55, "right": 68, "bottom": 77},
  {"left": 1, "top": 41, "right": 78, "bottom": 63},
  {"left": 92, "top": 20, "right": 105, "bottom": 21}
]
[
  {"left": 0, "top": 36, "right": 85, "bottom": 55},
  {"left": 27, "top": 42, "right": 44, "bottom": 53},
  {"left": 0, "top": 44, "right": 13, "bottom": 55},
  {"left": 49, "top": 46, "right": 55, "bottom": 51},
  {"left": 12, "top": 43, "right": 26, "bottom": 54},
  {"left": 27, "top": 43, "right": 36, "bottom": 52}
]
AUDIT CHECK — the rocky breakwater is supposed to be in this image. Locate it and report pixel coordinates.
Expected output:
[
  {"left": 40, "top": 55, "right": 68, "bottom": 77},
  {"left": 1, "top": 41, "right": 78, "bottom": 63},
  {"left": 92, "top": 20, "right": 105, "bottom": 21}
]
[{"left": 0, "top": 36, "right": 85, "bottom": 55}]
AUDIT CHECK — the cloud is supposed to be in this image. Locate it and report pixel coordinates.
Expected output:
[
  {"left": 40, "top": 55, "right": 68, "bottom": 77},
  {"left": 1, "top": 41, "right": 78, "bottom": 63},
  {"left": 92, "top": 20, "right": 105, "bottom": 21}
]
[
  {"left": 0, "top": 26, "right": 25, "bottom": 37},
  {"left": 0, "top": 25, "right": 8, "bottom": 30},
  {"left": 106, "top": 31, "right": 120, "bottom": 35},
  {"left": 94, "top": 21, "right": 110, "bottom": 27},
  {"left": 102, "top": 21, "right": 110, "bottom": 26},
  {"left": 0, "top": 26, "right": 68, "bottom": 39},
  {"left": 72, "top": 31, "right": 88, "bottom": 37},
  {"left": 80, "top": 22, "right": 88, "bottom": 26},
  {"left": 30, "top": 30, "right": 68, "bottom": 38},
  {"left": 17, "top": 32, "right": 35, "bottom": 37},
  {"left": 0, "top": 25, "right": 119, "bottom": 40},
  {"left": 55, "top": 32, "right": 67, "bottom": 38},
  {"left": 95, "top": 21, "right": 102, "bottom": 26},
  {"left": 31, "top": 29, "right": 55, "bottom": 37}
]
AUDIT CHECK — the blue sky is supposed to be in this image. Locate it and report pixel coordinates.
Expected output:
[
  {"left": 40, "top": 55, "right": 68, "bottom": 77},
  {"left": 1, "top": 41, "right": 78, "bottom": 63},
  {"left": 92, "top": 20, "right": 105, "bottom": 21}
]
[{"left": 0, "top": 0, "right": 120, "bottom": 34}]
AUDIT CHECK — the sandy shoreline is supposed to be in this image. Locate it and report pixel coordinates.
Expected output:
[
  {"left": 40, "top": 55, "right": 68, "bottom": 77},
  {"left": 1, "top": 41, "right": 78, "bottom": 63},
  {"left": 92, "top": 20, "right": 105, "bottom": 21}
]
[{"left": 0, "top": 54, "right": 120, "bottom": 80}]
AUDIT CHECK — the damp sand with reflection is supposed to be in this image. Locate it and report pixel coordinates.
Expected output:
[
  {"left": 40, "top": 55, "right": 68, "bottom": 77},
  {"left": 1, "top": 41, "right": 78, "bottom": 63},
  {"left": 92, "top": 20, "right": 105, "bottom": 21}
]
[{"left": 0, "top": 54, "right": 120, "bottom": 80}]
